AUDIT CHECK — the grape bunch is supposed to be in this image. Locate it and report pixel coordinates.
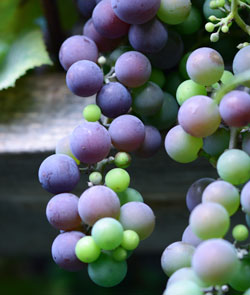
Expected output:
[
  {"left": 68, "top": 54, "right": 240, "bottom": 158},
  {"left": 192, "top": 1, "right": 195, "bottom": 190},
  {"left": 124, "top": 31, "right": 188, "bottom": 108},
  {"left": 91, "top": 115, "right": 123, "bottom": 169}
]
[{"left": 38, "top": 0, "right": 250, "bottom": 292}]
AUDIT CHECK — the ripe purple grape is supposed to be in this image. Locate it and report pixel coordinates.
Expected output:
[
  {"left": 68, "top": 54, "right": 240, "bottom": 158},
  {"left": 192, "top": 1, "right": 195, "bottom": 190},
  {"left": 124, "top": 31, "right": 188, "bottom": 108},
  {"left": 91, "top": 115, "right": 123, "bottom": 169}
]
[
  {"left": 92, "top": 0, "right": 129, "bottom": 39},
  {"left": 241, "top": 181, "right": 250, "bottom": 215},
  {"left": 115, "top": 51, "right": 151, "bottom": 88},
  {"left": 128, "top": 18, "right": 168, "bottom": 53},
  {"left": 83, "top": 19, "right": 121, "bottom": 52},
  {"left": 111, "top": 0, "right": 161, "bottom": 25},
  {"left": 51, "top": 231, "right": 85, "bottom": 271},
  {"left": 66, "top": 60, "right": 103, "bottom": 97},
  {"left": 178, "top": 95, "right": 221, "bottom": 137},
  {"left": 76, "top": 0, "right": 96, "bottom": 18},
  {"left": 96, "top": 82, "right": 132, "bottom": 118},
  {"left": 38, "top": 154, "right": 80, "bottom": 194},
  {"left": 135, "top": 125, "right": 162, "bottom": 158},
  {"left": 233, "top": 45, "right": 250, "bottom": 76},
  {"left": 108, "top": 114, "right": 145, "bottom": 152},
  {"left": 70, "top": 121, "right": 111, "bottom": 164},
  {"left": 78, "top": 185, "right": 120, "bottom": 226},
  {"left": 219, "top": 90, "right": 250, "bottom": 127},
  {"left": 119, "top": 201, "right": 155, "bottom": 240},
  {"left": 46, "top": 193, "right": 82, "bottom": 231},
  {"left": 59, "top": 35, "right": 98, "bottom": 71}
]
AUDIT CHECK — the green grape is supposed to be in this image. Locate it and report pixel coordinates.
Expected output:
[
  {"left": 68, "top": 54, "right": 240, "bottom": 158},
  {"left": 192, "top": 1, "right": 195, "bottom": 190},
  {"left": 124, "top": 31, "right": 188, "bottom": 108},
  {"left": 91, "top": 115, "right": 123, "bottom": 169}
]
[
  {"left": 220, "top": 70, "right": 234, "bottom": 84},
  {"left": 221, "top": 25, "right": 229, "bottom": 33},
  {"left": 89, "top": 172, "right": 102, "bottom": 185},
  {"left": 190, "top": 202, "right": 230, "bottom": 239},
  {"left": 112, "top": 247, "right": 127, "bottom": 261},
  {"left": 75, "top": 236, "right": 101, "bottom": 263},
  {"left": 114, "top": 152, "right": 131, "bottom": 169},
  {"left": 165, "top": 125, "right": 203, "bottom": 163},
  {"left": 203, "top": 0, "right": 226, "bottom": 20},
  {"left": 149, "top": 68, "right": 166, "bottom": 88},
  {"left": 83, "top": 104, "right": 101, "bottom": 122},
  {"left": 217, "top": 149, "right": 250, "bottom": 185},
  {"left": 229, "top": 260, "right": 250, "bottom": 291},
  {"left": 163, "top": 280, "right": 203, "bottom": 295},
  {"left": 121, "top": 230, "right": 140, "bottom": 250},
  {"left": 176, "top": 80, "right": 207, "bottom": 106},
  {"left": 174, "top": 7, "right": 202, "bottom": 35},
  {"left": 91, "top": 217, "right": 124, "bottom": 250},
  {"left": 179, "top": 52, "right": 191, "bottom": 80},
  {"left": 105, "top": 168, "right": 130, "bottom": 192},
  {"left": 232, "top": 224, "right": 249, "bottom": 241},
  {"left": 210, "top": 0, "right": 217, "bottom": 8},
  {"left": 157, "top": 0, "right": 192, "bottom": 25},
  {"left": 210, "top": 32, "right": 219, "bottom": 42},
  {"left": 88, "top": 252, "right": 127, "bottom": 287},
  {"left": 164, "top": 71, "right": 183, "bottom": 96},
  {"left": 118, "top": 188, "right": 144, "bottom": 205}
]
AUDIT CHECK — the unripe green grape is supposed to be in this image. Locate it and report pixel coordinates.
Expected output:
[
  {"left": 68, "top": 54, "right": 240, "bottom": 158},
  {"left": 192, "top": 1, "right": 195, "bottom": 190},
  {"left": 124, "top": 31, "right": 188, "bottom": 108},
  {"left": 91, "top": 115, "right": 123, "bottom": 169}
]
[
  {"left": 89, "top": 172, "right": 102, "bottom": 185},
  {"left": 210, "top": 0, "right": 217, "bottom": 9},
  {"left": 112, "top": 247, "right": 127, "bottom": 261},
  {"left": 205, "top": 22, "right": 215, "bottom": 32},
  {"left": 75, "top": 236, "right": 101, "bottom": 263},
  {"left": 176, "top": 80, "right": 207, "bottom": 106},
  {"left": 221, "top": 25, "right": 229, "bottom": 33},
  {"left": 229, "top": 260, "right": 250, "bottom": 291},
  {"left": 114, "top": 152, "right": 131, "bottom": 169},
  {"left": 220, "top": 70, "right": 234, "bottom": 84},
  {"left": 232, "top": 224, "right": 249, "bottom": 241},
  {"left": 209, "top": 15, "right": 219, "bottom": 21},
  {"left": 121, "top": 230, "right": 140, "bottom": 250},
  {"left": 91, "top": 217, "right": 124, "bottom": 250},
  {"left": 105, "top": 168, "right": 130, "bottom": 192},
  {"left": 164, "top": 280, "right": 203, "bottom": 295},
  {"left": 210, "top": 32, "right": 219, "bottom": 42},
  {"left": 83, "top": 104, "right": 101, "bottom": 122},
  {"left": 217, "top": 149, "right": 250, "bottom": 185},
  {"left": 217, "top": 0, "right": 225, "bottom": 7},
  {"left": 149, "top": 68, "right": 166, "bottom": 88},
  {"left": 118, "top": 188, "right": 144, "bottom": 205}
]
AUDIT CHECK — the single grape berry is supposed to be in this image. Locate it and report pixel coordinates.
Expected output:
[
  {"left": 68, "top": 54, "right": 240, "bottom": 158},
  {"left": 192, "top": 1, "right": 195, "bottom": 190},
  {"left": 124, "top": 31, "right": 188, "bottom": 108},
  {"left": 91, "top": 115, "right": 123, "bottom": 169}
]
[
  {"left": 75, "top": 236, "right": 101, "bottom": 263},
  {"left": 89, "top": 172, "right": 102, "bottom": 185},
  {"left": 112, "top": 247, "right": 127, "bottom": 261},
  {"left": 114, "top": 152, "right": 131, "bottom": 169},
  {"left": 232, "top": 225, "right": 249, "bottom": 241},
  {"left": 121, "top": 230, "right": 140, "bottom": 250},
  {"left": 105, "top": 168, "right": 130, "bottom": 192},
  {"left": 83, "top": 104, "right": 101, "bottom": 122}
]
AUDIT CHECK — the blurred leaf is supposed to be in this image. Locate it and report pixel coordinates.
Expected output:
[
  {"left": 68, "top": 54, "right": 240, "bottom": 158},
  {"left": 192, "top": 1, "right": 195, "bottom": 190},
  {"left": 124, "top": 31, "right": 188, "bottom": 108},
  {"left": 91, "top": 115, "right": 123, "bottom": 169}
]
[
  {"left": 57, "top": 0, "right": 78, "bottom": 31},
  {"left": 0, "top": 29, "right": 53, "bottom": 90}
]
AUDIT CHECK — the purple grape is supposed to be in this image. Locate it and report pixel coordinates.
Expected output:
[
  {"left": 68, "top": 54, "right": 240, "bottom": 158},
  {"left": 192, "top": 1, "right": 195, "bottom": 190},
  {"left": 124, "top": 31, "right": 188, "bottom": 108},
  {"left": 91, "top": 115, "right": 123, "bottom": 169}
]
[
  {"left": 59, "top": 35, "right": 98, "bottom": 71},
  {"left": 135, "top": 125, "right": 162, "bottom": 158},
  {"left": 51, "top": 231, "right": 85, "bottom": 271},
  {"left": 76, "top": 0, "right": 96, "bottom": 18},
  {"left": 92, "top": 0, "right": 129, "bottom": 39},
  {"left": 119, "top": 201, "right": 155, "bottom": 240},
  {"left": 233, "top": 45, "right": 250, "bottom": 77},
  {"left": 147, "top": 30, "right": 184, "bottom": 70},
  {"left": 78, "top": 185, "right": 120, "bottom": 226},
  {"left": 70, "top": 121, "right": 111, "bottom": 164},
  {"left": 178, "top": 95, "right": 221, "bottom": 138},
  {"left": 241, "top": 181, "right": 250, "bottom": 215},
  {"left": 83, "top": 19, "right": 121, "bottom": 52},
  {"left": 96, "top": 82, "right": 132, "bottom": 118},
  {"left": 186, "top": 178, "right": 215, "bottom": 212},
  {"left": 115, "top": 51, "right": 151, "bottom": 88},
  {"left": 111, "top": 0, "right": 161, "bottom": 24},
  {"left": 132, "top": 81, "right": 164, "bottom": 116},
  {"left": 242, "top": 133, "right": 250, "bottom": 156},
  {"left": 66, "top": 60, "right": 103, "bottom": 97},
  {"left": 182, "top": 225, "right": 202, "bottom": 247},
  {"left": 219, "top": 90, "right": 250, "bottom": 127},
  {"left": 38, "top": 154, "right": 80, "bottom": 194},
  {"left": 46, "top": 193, "right": 82, "bottom": 231},
  {"left": 128, "top": 18, "right": 168, "bottom": 53},
  {"left": 108, "top": 114, "right": 145, "bottom": 152}
]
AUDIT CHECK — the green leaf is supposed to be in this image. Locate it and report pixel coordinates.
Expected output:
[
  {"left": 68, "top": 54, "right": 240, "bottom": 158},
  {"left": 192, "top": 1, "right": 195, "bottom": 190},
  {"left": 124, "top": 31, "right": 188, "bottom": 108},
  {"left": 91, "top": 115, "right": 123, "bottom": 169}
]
[{"left": 0, "top": 29, "right": 53, "bottom": 90}]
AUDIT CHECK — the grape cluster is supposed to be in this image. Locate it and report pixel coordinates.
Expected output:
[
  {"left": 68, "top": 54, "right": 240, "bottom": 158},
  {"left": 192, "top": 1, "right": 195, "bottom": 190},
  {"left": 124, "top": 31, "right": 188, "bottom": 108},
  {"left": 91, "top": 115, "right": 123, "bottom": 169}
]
[{"left": 38, "top": 0, "right": 250, "bottom": 292}]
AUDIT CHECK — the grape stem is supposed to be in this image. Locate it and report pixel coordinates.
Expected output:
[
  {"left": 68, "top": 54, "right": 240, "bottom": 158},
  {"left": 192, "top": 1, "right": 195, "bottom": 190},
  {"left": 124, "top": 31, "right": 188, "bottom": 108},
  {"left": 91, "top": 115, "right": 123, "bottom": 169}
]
[
  {"left": 231, "top": 0, "right": 250, "bottom": 35},
  {"left": 229, "top": 127, "right": 238, "bottom": 149}
]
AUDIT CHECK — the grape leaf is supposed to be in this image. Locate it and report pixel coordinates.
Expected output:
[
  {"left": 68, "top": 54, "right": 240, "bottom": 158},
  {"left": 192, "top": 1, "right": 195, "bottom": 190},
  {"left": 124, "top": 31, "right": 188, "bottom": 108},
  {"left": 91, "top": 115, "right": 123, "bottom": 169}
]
[{"left": 0, "top": 29, "right": 53, "bottom": 90}]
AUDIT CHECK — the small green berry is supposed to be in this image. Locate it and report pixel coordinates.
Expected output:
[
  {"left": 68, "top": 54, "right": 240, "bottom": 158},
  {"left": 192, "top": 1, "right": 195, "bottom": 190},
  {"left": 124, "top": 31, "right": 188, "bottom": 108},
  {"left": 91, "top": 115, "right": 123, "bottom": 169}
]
[
  {"left": 221, "top": 25, "right": 229, "bottom": 33},
  {"left": 208, "top": 15, "right": 218, "bottom": 22},
  {"left": 210, "top": 32, "right": 219, "bottom": 42},
  {"left": 232, "top": 224, "right": 249, "bottom": 241},
  {"left": 83, "top": 104, "right": 101, "bottom": 122},
  {"left": 210, "top": 0, "right": 217, "bottom": 9},
  {"left": 114, "top": 152, "right": 131, "bottom": 169},
  {"left": 112, "top": 247, "right": 127, "bottom": 261},
  {"left": 121, "top": 230, "right": 140, "bottom": 250},
  {"left": 205, "top": 22, "right": 215, "bottom": 33},
  {"left": 89, "top": 172, "right": 102, "bottom": 185}
]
